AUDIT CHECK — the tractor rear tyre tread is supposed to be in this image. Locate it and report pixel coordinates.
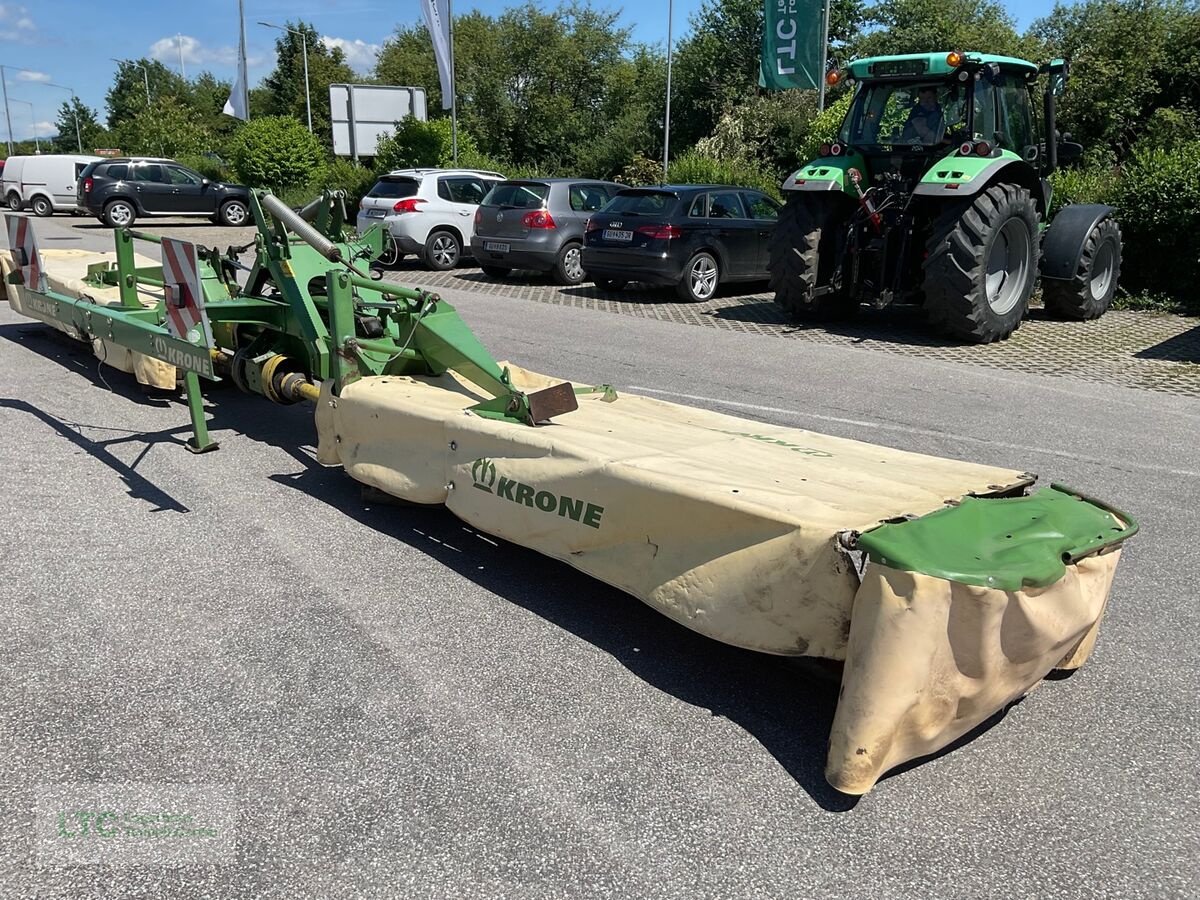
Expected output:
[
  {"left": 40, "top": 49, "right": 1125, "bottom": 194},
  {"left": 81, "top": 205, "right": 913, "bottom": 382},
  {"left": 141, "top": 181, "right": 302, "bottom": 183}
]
[
  {"left": 768, "top": 195, "right": 857, "bottom": 321},
  {"left": 1042, "top": 217, "right": 1121, "bottom": 320},
  {"left": 923, "top": 182, "right": 1038, "bottom": 343}
]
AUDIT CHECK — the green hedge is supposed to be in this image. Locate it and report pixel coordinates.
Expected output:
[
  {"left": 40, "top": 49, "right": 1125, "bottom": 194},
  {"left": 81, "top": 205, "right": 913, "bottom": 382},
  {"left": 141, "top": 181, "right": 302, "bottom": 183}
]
[
  {"left": 1051, "top": 140, "right": 1200, "bottom": 310},
  {"left": 233, "top": 116, "right": 327, "bottom": 190}
]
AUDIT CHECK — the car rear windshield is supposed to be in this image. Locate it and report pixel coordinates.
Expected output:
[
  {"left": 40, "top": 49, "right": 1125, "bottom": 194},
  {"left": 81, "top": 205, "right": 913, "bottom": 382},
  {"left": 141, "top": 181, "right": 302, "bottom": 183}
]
[
  {"left": 483, "top": 182, "right": 550, "bottom": 209},
  {"left": 78, "top": 162, "right": 99, "bottom": 179},
  {"left": 367, "top": 177, "right": 419, "bottom": 199},
  {"left": 604, "top": 191, "right": 678, "bottom": 215}
]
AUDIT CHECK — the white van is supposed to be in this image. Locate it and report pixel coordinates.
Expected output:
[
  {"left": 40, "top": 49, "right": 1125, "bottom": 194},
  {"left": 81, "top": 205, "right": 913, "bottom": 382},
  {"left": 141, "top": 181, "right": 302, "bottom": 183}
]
[{"left": 2, "top": 154, "right": 102, "bottom": 216}]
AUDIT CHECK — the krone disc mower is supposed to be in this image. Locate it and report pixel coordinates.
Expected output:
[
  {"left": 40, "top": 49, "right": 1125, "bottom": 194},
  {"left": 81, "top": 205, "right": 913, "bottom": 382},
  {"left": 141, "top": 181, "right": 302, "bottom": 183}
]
[{"left": 2, "top": 193, "right": 1137, "bottom": 794}]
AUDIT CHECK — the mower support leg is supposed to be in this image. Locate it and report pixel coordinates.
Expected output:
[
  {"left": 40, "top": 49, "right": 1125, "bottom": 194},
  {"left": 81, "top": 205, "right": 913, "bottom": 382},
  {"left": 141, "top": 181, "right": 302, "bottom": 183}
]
[{"left": 183, "top": 370, "right": 219, "bottom": 454}]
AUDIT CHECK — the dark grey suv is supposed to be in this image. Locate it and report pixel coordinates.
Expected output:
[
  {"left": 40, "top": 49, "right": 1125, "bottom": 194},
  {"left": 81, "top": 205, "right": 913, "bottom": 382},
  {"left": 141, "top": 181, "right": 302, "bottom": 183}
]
[
  {"left": 470, "top": 178, "right": 621, "bottom": 284},
  {"left": 77, "top": 158, "right": 251, "bottom": 228}
]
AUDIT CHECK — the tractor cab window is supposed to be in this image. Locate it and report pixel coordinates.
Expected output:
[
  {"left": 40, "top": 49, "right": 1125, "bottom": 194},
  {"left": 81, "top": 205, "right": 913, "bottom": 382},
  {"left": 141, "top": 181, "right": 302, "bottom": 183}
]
[
  {"left": 997, "top": 76, "right": 1035, "bottom": 156},
  {"left": 971, "top": 80, "right": 999, "bottom": 144},
  {"left": 840, "top": 82, "right": 967, "bottom": 148}
]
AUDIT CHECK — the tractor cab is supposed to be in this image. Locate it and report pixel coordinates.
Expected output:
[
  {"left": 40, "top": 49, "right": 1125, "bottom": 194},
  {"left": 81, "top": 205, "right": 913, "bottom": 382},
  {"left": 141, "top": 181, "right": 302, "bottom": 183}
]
[{"left": 828, "top": 52, "right": 1044, "bottom": 186}]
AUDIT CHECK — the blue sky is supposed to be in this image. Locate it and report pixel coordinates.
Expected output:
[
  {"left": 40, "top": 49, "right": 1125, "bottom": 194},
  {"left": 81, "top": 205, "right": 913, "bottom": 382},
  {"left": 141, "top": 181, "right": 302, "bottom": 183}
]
[{"left": 0, "top": 0, "right": 1048, "bottom": 141}]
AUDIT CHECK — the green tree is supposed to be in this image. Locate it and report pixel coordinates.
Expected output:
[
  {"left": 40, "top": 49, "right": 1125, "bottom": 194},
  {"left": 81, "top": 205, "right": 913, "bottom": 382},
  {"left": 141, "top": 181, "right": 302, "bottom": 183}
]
[
  {"left": 374, "top": 3, "right": 666, "bottom": 175},
  {"left": 106, "top": 58, "right": 190, "bottom": 129},
  {"left": 112, "top": 96, "right": 213, "bottom": 159},
  {"left": 260, "top": 21, "right": 356, "bottom": 148},
  {"left": 52, "top": 98, "right": 109, "bottom": 153},
  {"left": 1031, "top": 0, "right": 1200, "bottom": 158},
  {"left": 671, "top": 0, "right": 865, "bottom": 151},
  {"left": 851, "top": 0, "right": 1037, "bottom": 59},
  {"left": 187, "top": 71, "right": 240, "bottom": 156}
]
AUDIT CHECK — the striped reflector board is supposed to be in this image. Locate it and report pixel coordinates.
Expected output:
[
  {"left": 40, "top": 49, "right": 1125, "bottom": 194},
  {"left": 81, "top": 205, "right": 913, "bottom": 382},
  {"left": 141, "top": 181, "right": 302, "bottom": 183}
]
[
  {"left": 5, "top": 215, "right": 45, "bottom": 292},
  {"left": 160, "top": 237, "right": 214, "bottom": 350}
]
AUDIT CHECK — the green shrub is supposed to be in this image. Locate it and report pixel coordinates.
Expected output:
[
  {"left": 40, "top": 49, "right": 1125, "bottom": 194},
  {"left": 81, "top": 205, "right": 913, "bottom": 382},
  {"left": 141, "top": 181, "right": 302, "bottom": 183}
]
[
  {"left": 178, "top": 153, "right": 232, "bottom": 183},
  {"left": 697, "top": 91, "right": 822, "bottom": 175},
  {"left": 373, "top": 117, "right": 480, "bottom": 171},
  {"left": 1048, "top": 164, "right": 1112, "bottom": 216},
  {"left": 232, "top": 116, "right": 326, "bottom": 189},
  {"left": 1051, "top": 139, "right": 1200, "bottom": 310},
  {"left": 1107, "top": 139, "right": 1200, "bottom": 308},
  {"left": 796, "top": 94, "right": 854, "bottom": 165},
  {"left": 320, "top": 158, "right": 378, "bottom": 208},
  {"left": 667, "top": 150, "right": 782, "bottom": 200},
  {"left": 617, "top": 152, "right": 664, "bottom": 186}
]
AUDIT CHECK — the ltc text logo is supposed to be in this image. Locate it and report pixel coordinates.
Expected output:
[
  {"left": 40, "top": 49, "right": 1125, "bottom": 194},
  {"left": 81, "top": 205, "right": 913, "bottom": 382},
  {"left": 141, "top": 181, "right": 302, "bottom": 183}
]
[{"left": 471, "top": 458, "right": 605, "bottom": 529}]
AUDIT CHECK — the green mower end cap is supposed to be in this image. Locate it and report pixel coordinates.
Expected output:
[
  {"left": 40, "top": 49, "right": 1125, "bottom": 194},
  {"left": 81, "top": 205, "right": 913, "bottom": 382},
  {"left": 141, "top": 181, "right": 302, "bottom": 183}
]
[{"left": 857, "top": 485, "right": 1138, "bottom": 591}]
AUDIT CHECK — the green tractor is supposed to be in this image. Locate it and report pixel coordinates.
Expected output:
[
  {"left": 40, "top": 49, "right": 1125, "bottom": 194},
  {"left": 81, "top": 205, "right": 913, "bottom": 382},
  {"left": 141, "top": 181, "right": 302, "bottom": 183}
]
[{"left": 768, "top": 52, "right": 1121, "bottom": 342}]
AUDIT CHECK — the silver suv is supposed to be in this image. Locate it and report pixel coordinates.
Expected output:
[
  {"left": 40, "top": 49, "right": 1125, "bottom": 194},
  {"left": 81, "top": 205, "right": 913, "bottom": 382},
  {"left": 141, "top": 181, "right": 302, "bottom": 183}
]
[{"left": 357, "top": 168, "right": 505, "bottom": 270}]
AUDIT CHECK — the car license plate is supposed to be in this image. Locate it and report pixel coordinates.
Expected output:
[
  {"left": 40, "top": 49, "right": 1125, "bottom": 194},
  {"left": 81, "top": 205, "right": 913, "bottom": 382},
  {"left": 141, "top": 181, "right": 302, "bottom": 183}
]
[
  {"left": 366, "top": 209, "right": 385, "bottom": 218},
  {"left": 603, "top": 229, "right": 633, "bottom": 242},
  {"left": 484, "top": 241, "right": 510, "bottom": 253}
]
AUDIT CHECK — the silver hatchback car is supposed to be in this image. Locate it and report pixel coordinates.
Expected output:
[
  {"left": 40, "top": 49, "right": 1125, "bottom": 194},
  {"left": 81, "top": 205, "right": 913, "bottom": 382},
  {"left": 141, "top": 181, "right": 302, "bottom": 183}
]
[
  {"left": 357, "top": 168, "right": 505, "bottom": 270},
  {"left": 470, "top": 178, "right": 621, "bottom": 284}
]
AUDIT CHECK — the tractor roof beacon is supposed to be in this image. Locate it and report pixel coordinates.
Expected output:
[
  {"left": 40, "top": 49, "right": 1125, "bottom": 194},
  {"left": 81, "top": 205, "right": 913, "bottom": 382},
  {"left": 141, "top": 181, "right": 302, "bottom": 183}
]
[{"left": 768, "top": 51, "right": 1121, "bottom": 343}]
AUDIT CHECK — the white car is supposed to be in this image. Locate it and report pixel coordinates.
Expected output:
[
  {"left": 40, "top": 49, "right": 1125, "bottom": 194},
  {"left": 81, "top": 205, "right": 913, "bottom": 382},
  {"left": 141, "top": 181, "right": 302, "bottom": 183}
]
[
  {"left": 2, "top": 153, "right": 102, "bottom": 216},
  {"left": 357, "top": 168, "right": 505, "bottom": 270}
]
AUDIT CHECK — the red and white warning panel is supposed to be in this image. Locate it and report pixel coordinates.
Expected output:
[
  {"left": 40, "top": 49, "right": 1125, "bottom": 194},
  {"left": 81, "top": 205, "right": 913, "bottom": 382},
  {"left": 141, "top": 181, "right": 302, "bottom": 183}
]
[
  {"left": 5, "top": 214, "right": 45, "bottom": 293},
  {"left": 160, "top": 237, "right": 214, "bottom": 350}
]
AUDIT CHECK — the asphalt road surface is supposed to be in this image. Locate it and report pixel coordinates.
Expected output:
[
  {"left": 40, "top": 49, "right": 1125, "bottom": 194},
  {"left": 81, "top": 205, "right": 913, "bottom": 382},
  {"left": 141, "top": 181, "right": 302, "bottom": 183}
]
[{"left": 1, "top": 214, "right": 1197, "bottom": 897}]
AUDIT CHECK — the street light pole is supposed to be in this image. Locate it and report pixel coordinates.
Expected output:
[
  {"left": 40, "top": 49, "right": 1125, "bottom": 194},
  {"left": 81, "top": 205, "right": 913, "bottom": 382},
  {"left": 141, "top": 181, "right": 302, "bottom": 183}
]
[
  {"left": 177, "top": 34, "right": 187, "bottom": 79},
  {"left": 259, "top": 22, "right": 313, "bottom": 133},
  {"left": 111, "top": 59, "right": 152, "bottom": 106},
  {"left": 11, "top": 98, "right": 39, "bottom": 153},
  {"left": 663, "top": 0, "right": 673, "bottom": 182},
  {"left": 0, "top": 66, "right": 13, "bottom": 156},
  {"left": 46, "top": 83, "right": 82, "bottom": 152}
]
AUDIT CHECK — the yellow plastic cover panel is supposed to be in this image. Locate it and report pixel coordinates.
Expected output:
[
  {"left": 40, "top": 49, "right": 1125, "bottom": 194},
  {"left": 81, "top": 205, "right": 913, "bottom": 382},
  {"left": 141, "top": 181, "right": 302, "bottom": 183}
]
[
  {"left": 316, "top": 368, "right": 1028, "bottom": 660},
  {"left": 2, "top": 247, "right": 175, "bottom": 388}
]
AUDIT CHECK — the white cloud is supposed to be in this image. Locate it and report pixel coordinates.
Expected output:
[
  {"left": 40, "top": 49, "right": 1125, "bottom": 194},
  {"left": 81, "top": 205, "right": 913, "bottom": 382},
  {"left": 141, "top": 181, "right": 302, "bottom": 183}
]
[
  {"left": 0, "top": 2, "right": 36, "bottom": 41},
  {"left": 150, "top": 34, "right": 239, "bottom": 68},
  {"left": 321, "top": 36, "right": 380, "bottom": 74},
  {"left": 16, "top": 69, "right": 49, "bottom": 82},
  {"left": 14, "top": 119, "right": 55, "bottom": 141}
]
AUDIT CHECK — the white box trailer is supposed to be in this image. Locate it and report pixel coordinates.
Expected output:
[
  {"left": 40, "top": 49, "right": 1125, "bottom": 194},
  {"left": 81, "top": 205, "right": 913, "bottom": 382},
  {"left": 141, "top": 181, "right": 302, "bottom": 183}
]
[{"left": 2, "top": 154, "right": 102, "bottom": 216}]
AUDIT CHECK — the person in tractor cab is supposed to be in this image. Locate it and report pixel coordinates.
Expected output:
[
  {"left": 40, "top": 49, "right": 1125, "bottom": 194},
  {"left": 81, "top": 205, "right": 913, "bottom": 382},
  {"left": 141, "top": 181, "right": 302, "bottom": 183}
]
[{"left": 903, "top": 86, "right": 945, "bottom": 143}]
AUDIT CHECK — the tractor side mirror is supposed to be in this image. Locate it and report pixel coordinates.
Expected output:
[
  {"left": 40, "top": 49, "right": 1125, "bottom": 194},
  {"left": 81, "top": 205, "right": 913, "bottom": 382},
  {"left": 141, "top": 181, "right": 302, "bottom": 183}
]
[{"left": 1057, "top": 141, "right": 1084, "bottom": 165}]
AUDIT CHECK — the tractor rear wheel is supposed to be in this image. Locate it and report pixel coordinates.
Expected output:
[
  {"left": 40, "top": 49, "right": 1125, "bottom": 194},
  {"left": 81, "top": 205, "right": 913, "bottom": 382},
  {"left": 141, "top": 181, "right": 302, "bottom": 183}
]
[
  {"left": 924, "top": 183, "right": 1038, "bottom": 343},
  {"left": 1042, "top": 217, "right": 1121, "bottom": 320},
  {"left": 768, "top": 194, "right": 857, "bottom": 321}
]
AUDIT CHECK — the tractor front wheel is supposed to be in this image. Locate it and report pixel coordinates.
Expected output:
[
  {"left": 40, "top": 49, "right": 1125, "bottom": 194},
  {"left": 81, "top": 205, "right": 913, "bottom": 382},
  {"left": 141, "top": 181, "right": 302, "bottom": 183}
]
[
  {"left": 769, "top": 194, "right": 857, "bottom": 321},
  {"left": 924, "top": 183, "right": 1038, "bottom": 343},
  {"left": 1042, "top": 218, "right": 1121, "bottom": 320}
]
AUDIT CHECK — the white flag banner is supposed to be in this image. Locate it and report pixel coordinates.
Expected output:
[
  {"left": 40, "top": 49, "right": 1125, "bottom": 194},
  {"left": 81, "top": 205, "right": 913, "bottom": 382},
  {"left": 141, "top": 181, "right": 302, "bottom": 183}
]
[
  {"left": 223, "top": 0, "right": 250, "bottom": 120},
  {"left": 421, "top": 0, "right": 454, "bottom": 110}
]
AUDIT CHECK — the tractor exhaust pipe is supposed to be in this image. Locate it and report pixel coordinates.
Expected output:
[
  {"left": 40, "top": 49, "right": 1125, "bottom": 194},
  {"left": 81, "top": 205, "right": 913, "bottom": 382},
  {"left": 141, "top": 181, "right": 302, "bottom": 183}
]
[{"left": 1044, "top": 85, "right": 1057, "bottom": 174}]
